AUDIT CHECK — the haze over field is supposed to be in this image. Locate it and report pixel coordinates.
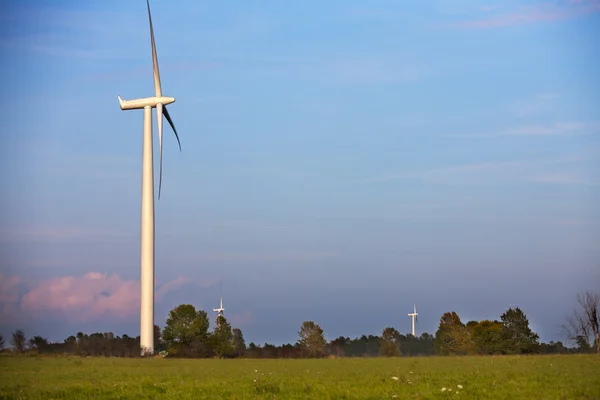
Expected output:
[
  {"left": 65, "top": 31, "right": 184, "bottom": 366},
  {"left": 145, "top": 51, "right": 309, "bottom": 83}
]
[{"left": 1, "top": 0, "right": 599, "bottom": 346}]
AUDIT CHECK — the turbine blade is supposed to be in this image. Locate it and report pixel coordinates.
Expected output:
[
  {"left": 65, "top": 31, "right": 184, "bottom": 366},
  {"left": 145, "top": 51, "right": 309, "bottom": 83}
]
[
  {"left": 156, "top": 102, "right": 164, "bottom": 199},
  {"left": 163, "top": 105, "right": 181, "bottom": 151},
  {"left": 146, "top": 0, "right": 162, "bottom": 97}
]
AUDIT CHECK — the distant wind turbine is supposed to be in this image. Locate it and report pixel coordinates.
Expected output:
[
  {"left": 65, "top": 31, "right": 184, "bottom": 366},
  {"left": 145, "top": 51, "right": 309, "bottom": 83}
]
[
  {"left": 213, "top": 283, "right": 225, "bottom": 326},
  {"left": 116, "top": 0, "right": 181, "bottom": 356},
  {"left": 408, "top": 301, "right": 418, "bottom": 337}
]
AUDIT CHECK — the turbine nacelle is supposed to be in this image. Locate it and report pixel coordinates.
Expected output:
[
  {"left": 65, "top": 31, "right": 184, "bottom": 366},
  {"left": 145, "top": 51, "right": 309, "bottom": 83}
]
[{"left": 118, "top": 95, "right": 176, "bottom": 110}]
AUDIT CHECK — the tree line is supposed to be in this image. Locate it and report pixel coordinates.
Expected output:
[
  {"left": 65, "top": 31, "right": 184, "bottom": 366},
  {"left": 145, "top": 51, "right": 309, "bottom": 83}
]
[{"left": 2, "top": 290, "right": 598, "bottom": 358}]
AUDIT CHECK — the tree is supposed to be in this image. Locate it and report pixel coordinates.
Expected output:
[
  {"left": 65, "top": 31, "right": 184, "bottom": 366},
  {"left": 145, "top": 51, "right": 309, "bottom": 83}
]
[
  {"left": 500, "top": 307, "right": 539, "bottom": 354},
  {"left": 154, "top": 324, "right": 165, "bottom": 352},
  {"left": 380, "top": 327, "right": 401, "bottom": 357},
  {"left": 211, "top": 315, "right": 234, "bottom": 358},
  {"left": 468, "top": 320, "right": 503, "bottom": 355},
  {"left": 297, "top": 321, "right": 327, "bottom": 358},
  {"left": 11, "top": 329, "right": 26, "bottom": 353},
  {"left": 29, "top": 336, "right": 49, "bottom": 353},
  {"left": 329, "top": 336, "right": 349, "bottom": 357},
  {"left": 162, "top": 304, "right": 211, "bottom": 357},
  {"left": 232, "top": 328, "right": 246, "bottom": 357},
  {"left": 563, "top": 291, "right": 600, "bottom": 354},
  {"left": 434, "top": 312, "right": 472, "bottom": 355},
  {"left": 0, "top": 334, "right": 4, "bottom": 351}
]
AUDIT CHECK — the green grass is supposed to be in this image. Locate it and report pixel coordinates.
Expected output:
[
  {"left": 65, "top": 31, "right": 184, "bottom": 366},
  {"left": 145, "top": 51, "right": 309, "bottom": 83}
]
[{"left": 0, "top": 355, "right": 598, "bottom": 399}]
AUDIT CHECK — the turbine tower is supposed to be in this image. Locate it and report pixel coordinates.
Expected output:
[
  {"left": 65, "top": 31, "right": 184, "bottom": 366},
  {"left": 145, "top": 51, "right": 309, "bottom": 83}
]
[
  {"left": 117, "top": 0, "right": 181, "bottom": 356},
  {"left": 408, "top": 302, "right": 418, "bottom": 337}
]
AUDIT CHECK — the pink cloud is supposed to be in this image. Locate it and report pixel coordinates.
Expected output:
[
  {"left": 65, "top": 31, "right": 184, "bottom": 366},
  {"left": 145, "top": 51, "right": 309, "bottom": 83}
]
[
  {"left": 155, "top": 276, "right": 192, "bottom": 301},
  {"left": 457, "top": 0, "right": 600, "bottom": 29},
  {"left": 0, "top": 273, "right": 21, "bottom": 303},
  {"left": 229, "top": 311, "right": 254, "bottom": 326},
  {"left": 20, "top": 273, "right": 139, "bottom": 320},
  {"left": 2, "top": 272, "right": 194, "bottom": 323}
]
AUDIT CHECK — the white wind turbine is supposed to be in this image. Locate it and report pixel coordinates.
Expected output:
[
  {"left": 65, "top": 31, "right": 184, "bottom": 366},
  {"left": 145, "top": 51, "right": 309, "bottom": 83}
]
[
  {"left": 213, "top": 283, "right": 225, "bottom": 325},
  {"left": 408, "top": 301, "right": 418, "bottom": 337},
  {"left": 117, "top": 0, "right": 181, "bottom": 356}
]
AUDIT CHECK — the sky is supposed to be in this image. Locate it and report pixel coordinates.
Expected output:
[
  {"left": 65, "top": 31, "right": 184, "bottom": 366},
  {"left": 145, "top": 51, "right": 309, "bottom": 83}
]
[{"left": 0, "top": 0, "right": 599, "bottom": 347}]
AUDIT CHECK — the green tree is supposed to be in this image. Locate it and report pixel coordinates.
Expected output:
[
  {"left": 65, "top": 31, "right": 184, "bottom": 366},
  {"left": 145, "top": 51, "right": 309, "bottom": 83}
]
[
  {"left": 468, "top": 320, "right": 503, "bottom": 355},
  {"left": 0, "top": 333, "right": 4, "bottom": 351},
  {"left": 380, "top": 327, "right": 401, "bottom": 357},
  {"left": 11, "top": 329, "right": 26, "bottom": 353},
  {"left": 211, "top": 315, "right": 234, "bottom": 358},
  {"left": 297, "top": 321, "right": 327, "bottom": 358},
  {"left": 434, "top": 312, "right": 472, "bottom": 355},
  {"left": 232, "top": 328, "right": 246, "bottom": 357},
  {"left": 500, "top": 307, "right": 540, "bottom": 354},
  {"left": 162, "top": 304, "right": 210, "bottom": 357},
  {"left": 154, "top": 324, "right": 165, "bottom": 352},
  {"left": 28, "top": 336, "right": 49, "bottom": 353},
  {"left": 575, "top": 335, "right": 591, "bottom": 353}
]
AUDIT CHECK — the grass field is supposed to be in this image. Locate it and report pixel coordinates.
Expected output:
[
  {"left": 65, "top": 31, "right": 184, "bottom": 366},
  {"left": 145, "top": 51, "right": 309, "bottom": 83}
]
[{"left": 1, "top": 354, "right": 598, "bottom": 399}]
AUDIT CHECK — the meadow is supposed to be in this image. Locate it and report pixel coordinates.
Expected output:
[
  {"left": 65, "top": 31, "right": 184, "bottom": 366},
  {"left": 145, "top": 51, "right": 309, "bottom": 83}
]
[{"left": 0, "top": 354, "right": 598, "bottom": 399}]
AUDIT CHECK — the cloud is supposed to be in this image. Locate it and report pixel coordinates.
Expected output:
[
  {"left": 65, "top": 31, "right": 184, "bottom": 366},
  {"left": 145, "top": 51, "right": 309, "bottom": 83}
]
[
  {"left": 364, "top": 151, "right": 600, "bottom": 186},
  {"left": 514, "top": 93, "right": 560, "bottom": 117},
  {"left": 0, "top": 274, "right": 21, "bottom": 303},
  {"left": 440, "top": 122, "right": 594, "bottom": 139},
  {"left": 456, "top": 0, "right": 600, "bottom": 29},
  {"left": 0, "top": 273, "right": 195, "bottom": 324},
  {"left": 155, "top": 276, "right": 192, "bottom": 300},
  {"left": 0, "top": 7, "right": 139, "bottom": 35},
  {"left": 0, "top": 225, "right": 131, "bottom": 244},
  {"left": 78, "top": 61, "right": 221, "bottom": 82},
  {"left": 365, "top": 161, "right": 522, "bottom": 183},
  {"left": 195, "top": 251, "right": 339, "bottom": 263},
  {"left": 229, "top": 311, "right": 254, "bottom": 326},
  {"left": 0, "top": 5, "right": 147, "bottom": 60},
  {"left": 527, "top": 172, "right": 600, "bottom": 186}
]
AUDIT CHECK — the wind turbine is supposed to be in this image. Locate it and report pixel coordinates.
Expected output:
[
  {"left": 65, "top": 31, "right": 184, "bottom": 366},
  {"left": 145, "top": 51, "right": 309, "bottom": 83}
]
[
  {"left": 117, "top": 0, "right": 181, "bottom": 356},
  {"left": 213, "top": 283, "right": 225, "bottom": 326},
  {"left": 408, "top": 301, "right": 418, "bottom": 337}
]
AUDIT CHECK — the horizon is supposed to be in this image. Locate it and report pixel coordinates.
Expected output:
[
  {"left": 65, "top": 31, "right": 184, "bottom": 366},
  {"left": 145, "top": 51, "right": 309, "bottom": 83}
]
[{"left": 1, "top": 0, "right": 599, "bottom": 347}]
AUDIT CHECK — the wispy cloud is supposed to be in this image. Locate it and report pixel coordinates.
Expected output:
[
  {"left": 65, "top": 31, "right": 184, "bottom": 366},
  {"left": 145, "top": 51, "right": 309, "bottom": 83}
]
[
  {"left": 364, "top": 151, "right": 600, "bottom": 186},
  {"left": 0, "top": 7, "right": 140, "bottom": 35},
  {"left": 440, "top": 122, "right": 595, "bottom": 138},
  {"left": 0, "top": 272, "right": 196, "bottom": 323},
  {"left": 527, "top": 172, "right": 600, "bottom": 186},
  {"left": 0, "top": 225, "right": 132, "bottom": 244},
  {"left": 195, "top": 251, "right": 339, "bottom": 263},
  {"left": 456, "top": 0, "right": 600, "bottom": 29},
  {"left": 154, "top": 276, "right": 192, "bottom": 300},
  {"left": 229, "top": 311, "right": 254, "bottom": 326},
  {"left": 514, "top": 93, "right": 560, "bottom": 117},
  {"left": 365, "top": 161, "right": 522, "bottom": 183},
  {"left": 0, "top": 274, "right": 21, "bottom": 304},
  {"left": 79, "top": 61, "right": 222, "bottom": 82}
]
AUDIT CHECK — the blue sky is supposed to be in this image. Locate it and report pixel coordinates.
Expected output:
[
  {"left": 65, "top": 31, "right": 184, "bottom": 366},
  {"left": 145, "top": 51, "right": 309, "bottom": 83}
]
[{"left": 1, "top": 0, "right": 599, "bottom": 346}]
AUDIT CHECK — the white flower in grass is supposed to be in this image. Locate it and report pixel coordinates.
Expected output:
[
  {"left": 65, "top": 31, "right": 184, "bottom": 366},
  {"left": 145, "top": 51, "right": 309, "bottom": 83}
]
[
  {"left": 457, "top": 384, "right": 463, "bottom": 389},
  {"left": 441, "top": 387, "right": 447, "bottom": 392},
  {"left": 391, "top": 376, "right": 399, "bottom": 380}
]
